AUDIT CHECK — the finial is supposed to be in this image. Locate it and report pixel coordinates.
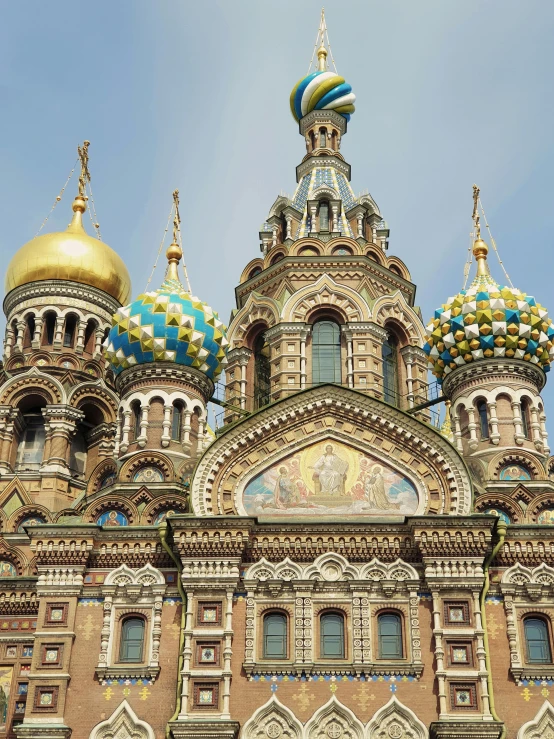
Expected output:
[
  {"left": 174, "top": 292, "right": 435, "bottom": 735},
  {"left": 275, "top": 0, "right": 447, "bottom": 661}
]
[
  {"left": 471, "top": 184, "right": 489, "bottom": 277},
  {"left": 317, "top": 44, "right": 328, "bottom": 71},
  {"left": 307, "top": 7, "right": 337, "bottom": 74},
  {"left": 166, "top": 189, "right": 183, "bottom": 281}
]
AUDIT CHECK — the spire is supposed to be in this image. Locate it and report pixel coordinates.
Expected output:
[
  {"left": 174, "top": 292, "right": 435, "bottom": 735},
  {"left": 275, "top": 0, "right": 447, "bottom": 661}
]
[
  {"left": 166, "top": 189, "right": 184, "bottom": 283},
  {"left": 472, "top": 184, "right": 490, "bottom": 277},
  {"left": 68, "top": 140, "right": 91, "bottom": 231},
  {"left": 309, "top": 8, "right": 337, "bottom": 74}
]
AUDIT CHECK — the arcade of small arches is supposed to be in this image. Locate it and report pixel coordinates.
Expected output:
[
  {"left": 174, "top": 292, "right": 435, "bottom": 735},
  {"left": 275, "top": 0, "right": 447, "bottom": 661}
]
[
  {"left": 240, "top": 239, "right": 411, "bottom": 284},
  {"left": 452, "top": 389, "right": 549, "bottom": 455},
  {"left": 4, "top": 305, "right": 110, "bottom": 363}
]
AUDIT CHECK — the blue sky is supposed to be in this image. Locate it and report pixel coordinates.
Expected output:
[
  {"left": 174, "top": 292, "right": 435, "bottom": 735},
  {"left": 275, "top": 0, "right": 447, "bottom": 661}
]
[{"left": 2, "top": 1, "right": 554, "bottom": 416}]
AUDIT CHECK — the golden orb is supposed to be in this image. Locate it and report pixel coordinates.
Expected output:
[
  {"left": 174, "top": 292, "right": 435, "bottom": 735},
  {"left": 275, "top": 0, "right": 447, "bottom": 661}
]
[
  {"left": 166, "top": 242, "right": 183, "bottom": 262},
  {"left": 5, "top": 198, "right": 131, "bottom": 305},
  {"left": 472, "top": 237, "right": 489, "bottom": 258}
]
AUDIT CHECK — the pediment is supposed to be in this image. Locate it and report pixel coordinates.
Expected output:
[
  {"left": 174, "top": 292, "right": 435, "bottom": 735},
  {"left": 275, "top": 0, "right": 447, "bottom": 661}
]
[{"left": 191, "top": 384, "right": 472, "bottom": 517}]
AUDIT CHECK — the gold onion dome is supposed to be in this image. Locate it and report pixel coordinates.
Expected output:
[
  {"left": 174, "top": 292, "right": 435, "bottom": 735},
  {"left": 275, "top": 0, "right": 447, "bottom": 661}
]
[
  {"left": 5, "top": 194, "right": 131, "bottom": 305},
  {"left": 424, "top": 236, "right": 554, "bottom": 382}
]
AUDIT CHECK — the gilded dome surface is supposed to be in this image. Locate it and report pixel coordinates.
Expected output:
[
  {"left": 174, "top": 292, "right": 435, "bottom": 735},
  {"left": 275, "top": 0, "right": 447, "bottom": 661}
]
[
  {"left": 290, "top": 70, "right": 355, "bottom": 123},
  {"left": 104, "top": 276, "right": 228, "bottom": 380},
  {"left": 5, "top": 197, "right": 131, "bottom": 305},
  {"left": 424, "top": 273, "right": 554, "bottom": 382}
]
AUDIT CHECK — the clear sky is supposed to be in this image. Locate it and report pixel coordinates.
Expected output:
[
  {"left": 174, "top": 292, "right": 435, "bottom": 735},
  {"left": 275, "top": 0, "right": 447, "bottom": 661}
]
[{"left": 2, "top": 1, "right": 554, "bottom": 417}]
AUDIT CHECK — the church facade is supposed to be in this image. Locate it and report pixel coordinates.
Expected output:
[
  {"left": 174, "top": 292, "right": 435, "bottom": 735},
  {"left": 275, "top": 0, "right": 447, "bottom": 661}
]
[{"left": 1, "top": 24, "right": 554, "bottom": 739}]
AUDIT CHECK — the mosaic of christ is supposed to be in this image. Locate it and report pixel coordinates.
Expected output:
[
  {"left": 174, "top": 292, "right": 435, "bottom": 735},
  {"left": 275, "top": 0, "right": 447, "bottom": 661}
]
[{"left": 241, "top": 440, "right": 419, "bottom": 516}]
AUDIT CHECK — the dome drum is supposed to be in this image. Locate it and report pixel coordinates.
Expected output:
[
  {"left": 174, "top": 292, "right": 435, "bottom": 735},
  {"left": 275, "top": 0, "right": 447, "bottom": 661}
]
[
  {"left": 298, "top": 109, "right": 348, "bottom": 136},
  {"left": 114, "top": 361, "right": 215, "bottom": 405}
]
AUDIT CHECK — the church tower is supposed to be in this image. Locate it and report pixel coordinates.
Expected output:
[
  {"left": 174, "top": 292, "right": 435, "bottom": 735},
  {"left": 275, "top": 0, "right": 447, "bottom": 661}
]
[{"left": 225, "top": 36, "right": 429, "bottom": 421}]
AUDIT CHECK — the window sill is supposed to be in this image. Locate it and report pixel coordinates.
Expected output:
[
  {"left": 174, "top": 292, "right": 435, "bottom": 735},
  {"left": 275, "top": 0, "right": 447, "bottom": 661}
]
[
  {"left": 511, "top": 665, "right": 554, "bottom": 682},
  {"left": 95, "top": 664, "right": 160, "bottom": 682},
  {"left": 244, "top": 661, "right": 423, "bottom": 678}
]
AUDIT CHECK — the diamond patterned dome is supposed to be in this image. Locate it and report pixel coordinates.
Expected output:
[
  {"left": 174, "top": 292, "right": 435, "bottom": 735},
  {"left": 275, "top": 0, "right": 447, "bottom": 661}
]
[
  {"left": 424, "top": 273, "right": 554, "bottom": 383},
  {"left": 104, "top": 277, "right": 228, "bottom": 380}
]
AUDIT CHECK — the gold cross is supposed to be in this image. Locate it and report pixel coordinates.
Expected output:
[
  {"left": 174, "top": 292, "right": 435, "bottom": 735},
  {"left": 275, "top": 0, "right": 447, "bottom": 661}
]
[{"left": 77, "top": 140, "right": 91, "bottom": 198}]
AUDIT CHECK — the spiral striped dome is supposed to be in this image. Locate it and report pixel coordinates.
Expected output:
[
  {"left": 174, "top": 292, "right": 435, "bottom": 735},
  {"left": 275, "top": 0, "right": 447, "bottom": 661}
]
[{"left": 290, "top": 71, "right": 356, "bottom": 123}]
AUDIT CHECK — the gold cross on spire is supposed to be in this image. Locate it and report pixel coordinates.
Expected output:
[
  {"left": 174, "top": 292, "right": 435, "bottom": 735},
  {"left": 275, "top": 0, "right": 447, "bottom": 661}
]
[
  {"left": 77, "top": 140, "right": 91, "bottom": 199},
  {"left": 472, "top": 183, "right": 481, "bottom": 240},
  {"left": 308, "top": 7, "right": 338, "bottom": 74},
  {"left": 172, "top": 189, "right": 181, "bottom": 244}
]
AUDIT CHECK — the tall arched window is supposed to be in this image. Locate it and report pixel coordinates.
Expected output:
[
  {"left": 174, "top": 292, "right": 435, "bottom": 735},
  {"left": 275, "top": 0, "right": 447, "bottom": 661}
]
[
  {"left": 378, "top": 613, "right": 403, "bottom": 659},
  {"left": 254, "top": 332, "right": 270, "bottom": 409},
  {"left": 15, "top": 410, "right": 46, "bottom": 472},
  {"left": 524, "top": 617, "right": 552, "bottom": 663},
  {"left": 84, "top": 320, "right": 97, "bottom": 354},
  {"left": 320, "top": 612, "right": 345, "bottom": 659},
  {"left": 24, "top": 315, "right": 35, "bottom": 349},
  {"left": 69, "top": 426, "right": 87, "bottom": 478},
  {"left": 63, "top": 314, "right": 77, "bottom": 348},
  {"left": 132, "top": 402, "right": 141, "bottom": 440},
  {"left": 172, "top": 403, "right": 183, "bottom": 442},
  {"left": 521, "top": 398, "right": 531, "bottom": 439},
  {"left": 319, "top": 128, "right": 327, "bottom": 148},
  {"left": 263, "top": 613, "right": 287, "bottom": 659},
  {"left": 312, "top": 320, "right": 341, "bottom": 385},
  {"left": 477, "top": 400, "right": 489, "bottom": 439},
  {"left": 42, "top": 312, "right": 56, "bottom": 346},
  {"left": 382, "top": 334, "right": 398, "bottom": 405},
  {"left": 119, "top": 617, "right": 145, "bottom": 663},
  {"left": 319, "top": 201, "right": 329, "bottom": 231}
]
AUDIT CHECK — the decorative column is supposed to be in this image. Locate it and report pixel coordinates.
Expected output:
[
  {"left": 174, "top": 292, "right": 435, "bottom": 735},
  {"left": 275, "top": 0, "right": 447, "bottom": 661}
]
[
  {"left": 182, "top": 410, "right": 192, "bottom": 450},
  {"left": 431, "top": 590, "right": 447, "bottom": 716},
  {"left": 488, "top": 401, "right": 500, "bottom": 444},
  {"left": 530, "top": 405, "right": 542, "bottom": 450},
  {"left": 40, "top": 406, "right": 84, "bottom": 474},
  {"left": 472, "top": 590, "right": 492, "bottom": 717},
  {"left": 286, "top": 215, "right": 292, "bottom": 240},
  {"left": 272, "top": 225, "right": 278, "bottom": 247},
  {"left": 161, "top": 403, "right": 172, "bottom": 447},
  {"left": 113, "top": 415, "right": 122, "bottom": 457},
  {"left": 15, "top": 320, "right": 26, "bottom": 353},
  {"left": 300, "top": 326, "right": 309, "bottom": 390},
  {"left": 310, "top": 204, "right": 317, "bottom": 233},
  {"left": 53, "top": 316, "right": 65, "bottom": 350},
  {"left": 331, "top": 204, "right": 339, "bottom": 233},
  {"left": 137, "top": 403, "right": 150, "bottom": 448},
  {"left": 467, "top": 406, "right": 479, "bottom": 450},
  {"left": 357, "top": 213, "right": 363, "bottom": 237},
  {"left": 32, "top": 316, "right": 43, "bottom": 349},
  {"left": 74, "top": 319, "right": 87, "bottom": 354},
  {"left": 343, "top": 329, "right": 354, "bottom": 388},
  {"left": 3, "top": 325, "right": 16, "bottom": 358},
  {"left": 0, "top": 407, "right": 22, "bottom": 474},
  {"left": 119, "top": 410, "right": 132, "bottom": 454},
  {"left": 221, "top": 590, "right": 233, "bottom": 719},
  {"left": 511, "top": 400, "right": 524, "bottom": 445},
  {"left": 450, "top": 409, "right": 464, "bottom": 453},
  {"left": 540, "top": 411, "right": 550, "bottom": 455},
  {"left": 94, "top": 327, "right": 105, "bottom": 358}
]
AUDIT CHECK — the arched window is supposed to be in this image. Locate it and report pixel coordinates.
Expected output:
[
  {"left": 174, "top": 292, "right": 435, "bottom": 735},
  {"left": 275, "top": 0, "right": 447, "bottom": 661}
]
[
  {"left": 319, "top": 128, "right": 327, "bottom": 148},
  {"left": 132, "top": 402, "right": 141, "bottom": 440},
  {"left": 319, "top": 201, "right": 329, "bottom": 231},
  {"left": 477, "top": 400, "right": 489, "bottom": 439},
  {"left": 263, "top": 613, "right": 287, "bottom": 659},
  {"left": 382, "top": 334, "right": 398, "bottom": 405},
  {"left": 84, "top": 320, "right": 97, "bottom": 354},
  {"left": 312, "top": 320, "right": 341, "bottom": 385},
  {"left": 42, "top": 312, "right": 56, "bottom": 346},
  {"left": 521, "top": 398, "right": 531, "bottom": 439},
  {"left": 378, "top": 613, "right": 403, "bottom": 659},
  {"left": 69, "top": 426, "right": 87, "bottom": 478},
  {"left": 119, "top": 617, "right": 145, "bottom": 663},
  {"left": 320, "top": 612, "right": 345, "bottom": 659},
  {"left": 524, "top": 617, "right": 552, "bottom": 663},
  {"left": 63, "top": 315, "right": 77, "bottom": 348},
  {"left": 15, "top": 411, "right": 46, "bottom": 472},
  {"left": 24, "top": 315, "right": 35, "bottom": 348},
  {"left": 254, "top": 332, "right": 271, "bottom": 409},
  {"left": 172, "top": 403, "right": 182, "bottom": 442}
]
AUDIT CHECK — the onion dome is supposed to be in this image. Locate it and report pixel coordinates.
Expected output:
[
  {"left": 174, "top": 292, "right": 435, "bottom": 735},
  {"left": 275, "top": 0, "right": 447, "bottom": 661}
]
[
  {"left": 5, "top": 193, "right": 131, "bottom": 305},
  {"left": 290, "top": 45, "right": 355, "bottom": 123},
  {"left": 104, "top": 242, "right": 228, "bottom": 380},
  {"left": 424, "top": 237, "right": 554, "bottom": 382}
]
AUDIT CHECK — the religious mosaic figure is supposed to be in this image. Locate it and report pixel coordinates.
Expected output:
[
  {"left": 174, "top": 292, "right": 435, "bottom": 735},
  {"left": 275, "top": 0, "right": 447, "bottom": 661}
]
[
  {"left": 273, "top": 467, "right": 297, "bottom": 508},
  {"left": 311, "top": 444, "right": 349, "bottom": 495},
  {"left": 363, "top": 464, "right": 399, "bottom": 510}
]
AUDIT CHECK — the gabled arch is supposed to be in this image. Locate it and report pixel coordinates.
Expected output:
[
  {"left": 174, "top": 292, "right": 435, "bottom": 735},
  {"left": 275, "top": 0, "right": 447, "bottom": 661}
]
[
  {"left": 517, "top": 700, "right": 554, "bottom": 738},
  {"left": 0, "top": 367, "right": 65, "bottom": 405},
  {"left": 372, "top": 291, "right": 426, "bottom": 345},
  {"left": 282, "top": 274, "right": 371, "bottom": 323},
  {"left": 227, "top": 293, "right": 280, "bottom": 349},
  {"left": 89, "top": 699, "right": 155, "bottom": 739},
  {"left": 304, "top": 696, "right": 364, "bottom": 739},
  {"left": 268, "top": 195, "right": 292, "bottom": 219},
  {"left": 242, "top": 695, "right": 302, "bottom": 739},
  {"left": 366, "top": 695, "right": 428, "bottom": 739},
  {"left": 304, "top": 552, "right": 358, "bottom": 581}
]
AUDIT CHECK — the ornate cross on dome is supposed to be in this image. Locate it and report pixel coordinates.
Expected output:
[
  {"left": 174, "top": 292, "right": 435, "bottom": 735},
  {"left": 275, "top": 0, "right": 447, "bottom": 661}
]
[
  {"left": 172, "top": 189, "right": 181, "bottom": 245},
  {"left": 472, "top": 183, "right": 481, "bottom": 239},
  {"left": 77, "top": 140, "right": 91, "bottom": 199}
]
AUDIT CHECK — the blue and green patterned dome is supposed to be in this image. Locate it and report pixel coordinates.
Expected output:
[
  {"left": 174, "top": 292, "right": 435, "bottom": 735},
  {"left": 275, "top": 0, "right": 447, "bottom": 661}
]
[
  {"left": 105, "top": 275, "right": 228, "bottom": 380},
  {"left": 424, "top": 271, "right": 554, "bottom": 383},
  {"left": 290, "top": 65, "right": 355, "bottom": 123}
]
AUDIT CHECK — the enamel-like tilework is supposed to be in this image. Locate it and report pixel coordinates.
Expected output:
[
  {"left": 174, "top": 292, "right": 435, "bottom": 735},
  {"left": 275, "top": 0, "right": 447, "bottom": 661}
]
[
  {"left": 104, "top": 278, "right": 228, "bottom": 380},
  {"left": 424, "top": 274, "right": 554, "bottom": 382}
]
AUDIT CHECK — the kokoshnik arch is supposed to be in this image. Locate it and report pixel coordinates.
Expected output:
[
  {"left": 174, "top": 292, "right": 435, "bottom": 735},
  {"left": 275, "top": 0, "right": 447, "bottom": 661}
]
[{"left": 1, "top": 10, "right": 554, "bottom": 739}]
